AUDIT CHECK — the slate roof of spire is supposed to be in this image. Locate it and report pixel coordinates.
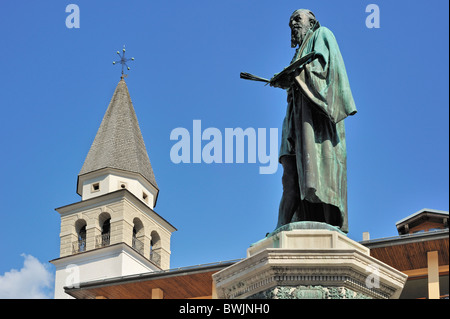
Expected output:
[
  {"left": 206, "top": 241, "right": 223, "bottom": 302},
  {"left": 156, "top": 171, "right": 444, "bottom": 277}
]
[{"left": 78, "top": 79, "right": 158, "bottom": 190}]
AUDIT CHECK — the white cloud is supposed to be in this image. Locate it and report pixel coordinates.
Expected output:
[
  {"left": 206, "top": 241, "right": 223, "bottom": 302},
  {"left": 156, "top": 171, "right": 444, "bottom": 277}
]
[{"left": 0, "top": 254, "right": 54, "bottom": 299}]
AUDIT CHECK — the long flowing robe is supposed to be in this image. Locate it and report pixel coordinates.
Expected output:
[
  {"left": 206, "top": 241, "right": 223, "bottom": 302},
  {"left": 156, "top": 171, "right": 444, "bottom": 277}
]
[{"left": 279, "top": 25, "right": 357, "bottom": 233}]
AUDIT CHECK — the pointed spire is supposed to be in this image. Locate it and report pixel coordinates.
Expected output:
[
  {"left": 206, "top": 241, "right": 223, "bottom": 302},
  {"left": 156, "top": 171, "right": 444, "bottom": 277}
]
[{"left": 78, "top": 79, "right": 158, "bottom": 192}]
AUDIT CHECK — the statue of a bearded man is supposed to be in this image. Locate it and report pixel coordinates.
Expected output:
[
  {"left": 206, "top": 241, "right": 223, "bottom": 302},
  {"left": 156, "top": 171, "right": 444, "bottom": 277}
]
[{"left": 271, "top": 9, "right": 357, "bottom": 233}]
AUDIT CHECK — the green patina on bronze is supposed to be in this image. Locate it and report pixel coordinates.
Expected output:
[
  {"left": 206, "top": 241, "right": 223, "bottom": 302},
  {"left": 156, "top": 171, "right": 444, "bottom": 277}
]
[{"left": 272, "top": 9, "right": 357, "bottom": 233}]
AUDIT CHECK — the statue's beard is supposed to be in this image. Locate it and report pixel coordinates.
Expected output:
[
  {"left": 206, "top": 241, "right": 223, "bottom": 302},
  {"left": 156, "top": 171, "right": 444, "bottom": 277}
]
[{"left": 291, "top": 26, "right": 309, "bottom": 48}]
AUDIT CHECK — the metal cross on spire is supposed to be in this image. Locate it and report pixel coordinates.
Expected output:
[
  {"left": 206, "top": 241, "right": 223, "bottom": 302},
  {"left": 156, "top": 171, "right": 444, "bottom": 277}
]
[{"left": 112, "top": 45, "right": 134, "bottom": 79}]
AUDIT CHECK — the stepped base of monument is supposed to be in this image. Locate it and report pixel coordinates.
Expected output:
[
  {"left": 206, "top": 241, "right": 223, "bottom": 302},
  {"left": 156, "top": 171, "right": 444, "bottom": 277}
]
[{"left": 212, "top": 224, "right": 407, "bottom": 299}]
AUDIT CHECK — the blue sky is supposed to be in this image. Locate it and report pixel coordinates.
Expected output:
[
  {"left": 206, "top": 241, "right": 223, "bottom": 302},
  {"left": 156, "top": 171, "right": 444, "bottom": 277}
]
[{"left": 0, "top": 0, "right": 448, "bottom": 298}]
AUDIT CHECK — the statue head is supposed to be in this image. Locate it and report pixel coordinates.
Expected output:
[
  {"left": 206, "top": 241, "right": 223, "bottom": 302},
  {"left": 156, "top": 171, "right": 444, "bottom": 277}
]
[{"left": 289, "top": 9, "right": 317, "bottom": 48}]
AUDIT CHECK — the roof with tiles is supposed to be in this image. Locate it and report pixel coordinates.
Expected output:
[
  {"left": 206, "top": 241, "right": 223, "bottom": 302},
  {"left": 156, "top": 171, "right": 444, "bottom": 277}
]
[{"left": 78, "top": 79, "right": 158, "bottom": 191}]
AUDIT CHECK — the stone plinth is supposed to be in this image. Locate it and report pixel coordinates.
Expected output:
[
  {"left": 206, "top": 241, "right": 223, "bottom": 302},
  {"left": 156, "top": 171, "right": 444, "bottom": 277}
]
[{"left": 212, "top": 223, "right": 407, "bottom": 299}]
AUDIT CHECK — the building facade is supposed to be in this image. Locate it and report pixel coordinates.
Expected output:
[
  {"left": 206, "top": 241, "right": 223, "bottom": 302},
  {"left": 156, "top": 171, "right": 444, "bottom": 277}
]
[{"left": 362, "top": 209, "right": 448, "bottom": 299}]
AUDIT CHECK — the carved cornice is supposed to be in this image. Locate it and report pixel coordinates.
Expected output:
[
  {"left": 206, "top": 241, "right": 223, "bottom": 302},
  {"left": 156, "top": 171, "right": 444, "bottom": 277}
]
[{"left": 214, "top": 249, "right": 403, "bottom": 299}]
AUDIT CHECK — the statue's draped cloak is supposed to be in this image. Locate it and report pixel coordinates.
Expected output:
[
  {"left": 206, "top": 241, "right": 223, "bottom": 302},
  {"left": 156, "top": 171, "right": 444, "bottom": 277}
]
[{"left": 279, "top": 26, "right": 357, "bottom": 233}]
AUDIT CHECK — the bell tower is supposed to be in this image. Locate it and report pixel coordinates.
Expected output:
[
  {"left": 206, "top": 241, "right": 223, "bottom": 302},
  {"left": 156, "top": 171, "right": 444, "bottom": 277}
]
[{"left": 51, "top": 78, "right": 176, "bottom": 299}]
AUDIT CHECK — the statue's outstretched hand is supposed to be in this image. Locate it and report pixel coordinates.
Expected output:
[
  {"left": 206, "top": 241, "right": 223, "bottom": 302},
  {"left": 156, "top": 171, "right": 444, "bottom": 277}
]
[{"left": 270, "top": 73, "right": 293, "bottom": 90}]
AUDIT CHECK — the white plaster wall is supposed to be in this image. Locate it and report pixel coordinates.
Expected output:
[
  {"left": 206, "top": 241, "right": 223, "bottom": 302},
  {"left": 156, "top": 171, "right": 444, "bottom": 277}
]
[
  {"left": 81, "top": 172, "right": 156, "bottom": 208},
  {"left": 52, "top": 244, "right": 157, "bottom": 299},
  {"left": 81, "top": 175, "right": 108, "bottom": 200}
]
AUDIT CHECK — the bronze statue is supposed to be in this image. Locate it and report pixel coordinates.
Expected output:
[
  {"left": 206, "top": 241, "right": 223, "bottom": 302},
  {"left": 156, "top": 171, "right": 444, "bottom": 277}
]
[{"left": 270, "top": 9, "right": 357, "bottom": 233}]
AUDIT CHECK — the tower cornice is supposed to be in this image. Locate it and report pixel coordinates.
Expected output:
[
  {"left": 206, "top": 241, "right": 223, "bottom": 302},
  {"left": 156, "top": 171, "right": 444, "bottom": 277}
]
[{"left": 56, "top": 188, "right": 176, "bottom": 233}]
